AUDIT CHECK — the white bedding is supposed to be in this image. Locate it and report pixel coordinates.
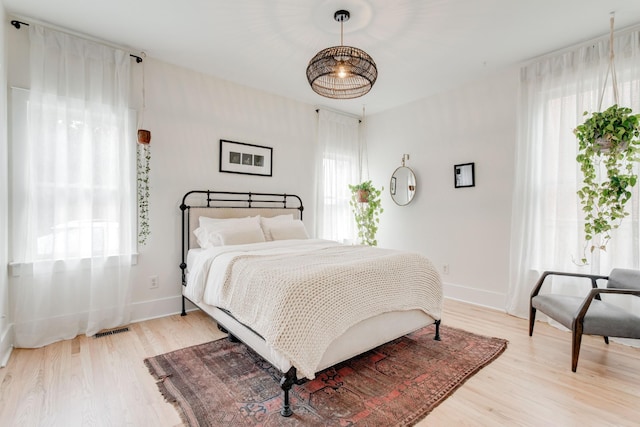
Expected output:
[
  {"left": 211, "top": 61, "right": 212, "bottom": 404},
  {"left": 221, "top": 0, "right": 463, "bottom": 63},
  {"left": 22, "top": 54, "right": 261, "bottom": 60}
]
[
  {"left": 185, "top": 239, "right": 443, "bottom": 379},
  {"left": 185, "top": 239, "right": 340, "bottom": 304}
]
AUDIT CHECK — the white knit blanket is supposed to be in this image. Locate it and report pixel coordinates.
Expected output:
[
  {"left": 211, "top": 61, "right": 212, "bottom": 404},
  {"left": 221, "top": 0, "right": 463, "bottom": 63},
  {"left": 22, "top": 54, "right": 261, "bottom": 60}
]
[{"left": 216, "top": 242, "right": 442, "bottom": 379}]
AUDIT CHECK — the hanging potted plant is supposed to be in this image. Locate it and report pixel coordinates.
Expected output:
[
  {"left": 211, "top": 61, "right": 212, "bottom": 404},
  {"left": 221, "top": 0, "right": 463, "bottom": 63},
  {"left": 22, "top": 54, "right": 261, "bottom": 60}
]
[
  {"left": 136, "top": 54, "right": 151, "bottom": 245},
  {"left": 348, "top": 181, "right": 383, "bottom": 246},
  {"left": 574, "top": 104, "right": 640, "bottom": 262}
]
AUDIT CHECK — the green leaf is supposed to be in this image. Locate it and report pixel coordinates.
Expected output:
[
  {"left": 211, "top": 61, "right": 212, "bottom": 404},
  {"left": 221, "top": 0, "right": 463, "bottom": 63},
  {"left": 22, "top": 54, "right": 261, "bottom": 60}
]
[{"left": 575, "top": 104, "right": 640, "bottom": 257}]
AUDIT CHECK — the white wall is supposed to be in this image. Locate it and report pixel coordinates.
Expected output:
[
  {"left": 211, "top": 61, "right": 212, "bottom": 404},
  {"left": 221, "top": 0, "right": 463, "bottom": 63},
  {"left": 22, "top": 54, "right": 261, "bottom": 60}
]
[
  {"left": 0, "top": 4, "right": 13, "bottom": 365},
  {"left": 6, "top": 26, "right": 318, "bottom": 324},
  {"left": 128, "top": 58, "right": 317, "bottom": 319},
  {"left": 5, "top": 15, "right": 517, "bottom": 334},
  {"left": 366, "top": 68, "right": 519, "bottom": 310}
]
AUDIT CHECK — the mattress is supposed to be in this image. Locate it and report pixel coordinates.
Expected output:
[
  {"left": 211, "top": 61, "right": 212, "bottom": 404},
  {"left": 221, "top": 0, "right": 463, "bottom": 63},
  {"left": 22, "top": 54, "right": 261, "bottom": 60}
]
[{"left": 185, "top": 238, "right": 443, "bottom": 378}]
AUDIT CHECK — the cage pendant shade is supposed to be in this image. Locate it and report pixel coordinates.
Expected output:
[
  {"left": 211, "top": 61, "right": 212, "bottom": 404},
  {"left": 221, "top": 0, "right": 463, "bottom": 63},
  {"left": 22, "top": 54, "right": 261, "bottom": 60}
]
[
  {"left": 306, "top": 10, "right": 377, "bottom": 99},
  {"left": 307, "top": 45, "right": 377, "bottom": 99}
]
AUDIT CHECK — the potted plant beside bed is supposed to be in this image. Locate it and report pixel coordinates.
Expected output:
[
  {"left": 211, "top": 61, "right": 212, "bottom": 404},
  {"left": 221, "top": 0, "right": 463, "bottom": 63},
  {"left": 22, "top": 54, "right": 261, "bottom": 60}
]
[
  {"left": 574, "top": 104, "right": 640, "bottom": 262},
  {"left": 348, "top": 181, "right": 383, "bottom": 246}
]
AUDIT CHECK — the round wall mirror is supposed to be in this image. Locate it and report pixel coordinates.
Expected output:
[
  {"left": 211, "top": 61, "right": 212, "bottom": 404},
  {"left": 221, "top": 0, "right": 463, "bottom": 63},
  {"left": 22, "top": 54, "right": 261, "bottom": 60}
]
[{"left": 390, "top": 166, "right": 416, "bottom": 206}]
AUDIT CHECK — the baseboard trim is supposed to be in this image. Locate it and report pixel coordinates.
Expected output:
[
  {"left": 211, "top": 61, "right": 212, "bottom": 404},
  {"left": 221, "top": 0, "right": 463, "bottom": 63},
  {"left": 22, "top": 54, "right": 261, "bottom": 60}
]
[
  {"left": 0, "top": 324, "right": 14, "bottom": 368},
  {"left": 2, "top": 288, "right": 508, "bottom": 361},
  {"left": 130, "top": 295, "right": 198, "bottom": 324},
  {"left": 443, "top": 281, "right": 506, "bottom": 312}
]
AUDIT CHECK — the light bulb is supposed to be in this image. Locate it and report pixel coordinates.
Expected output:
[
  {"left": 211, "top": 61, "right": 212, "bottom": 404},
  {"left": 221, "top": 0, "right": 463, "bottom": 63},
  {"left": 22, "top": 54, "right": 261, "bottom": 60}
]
[{"left": 336, "top": 63, "right": 348, "bottom": 79}]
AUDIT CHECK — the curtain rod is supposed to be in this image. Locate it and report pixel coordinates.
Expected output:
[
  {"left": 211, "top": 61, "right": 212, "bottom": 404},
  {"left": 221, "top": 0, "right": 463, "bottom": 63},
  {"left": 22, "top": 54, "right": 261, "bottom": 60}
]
[
  {"left": 521, "top": 21, "right": 640, "bottom": 68},
  {"left": 10, "top": 19, "right": 143, "bottom": 63},
  {"left": 315, "top": 107, "right": 362, "bottom": 123}
]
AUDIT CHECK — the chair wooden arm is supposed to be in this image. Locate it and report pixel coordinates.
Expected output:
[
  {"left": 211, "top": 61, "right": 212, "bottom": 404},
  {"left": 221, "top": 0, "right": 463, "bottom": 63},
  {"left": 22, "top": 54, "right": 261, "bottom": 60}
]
[
  {"left": 574, "top": 288, "right": 640, "bottom": 323},
  {"left": 530, "top": 271, "right": 609, "bottom": 299},
  {"left": 531, "top": 269, "right": 640, "bottom": 372}
]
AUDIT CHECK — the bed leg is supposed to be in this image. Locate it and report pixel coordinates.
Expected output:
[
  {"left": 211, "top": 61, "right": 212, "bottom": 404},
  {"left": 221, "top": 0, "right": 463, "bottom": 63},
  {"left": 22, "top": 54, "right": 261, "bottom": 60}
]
[
  {"left": 280, "top": 367, "right": 297, "bottom": 417},
  {"left": 434, "top": 319, "right": 441, "bottom": 341},
  {"left": 181, "top": 296, "right": 187, "bottom": 316}
]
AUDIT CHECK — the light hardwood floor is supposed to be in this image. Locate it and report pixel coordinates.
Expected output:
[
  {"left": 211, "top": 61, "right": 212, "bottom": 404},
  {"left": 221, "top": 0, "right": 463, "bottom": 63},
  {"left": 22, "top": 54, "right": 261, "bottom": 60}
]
[{"left": 0, "top": 298, "right": 638, "bottom": 426}]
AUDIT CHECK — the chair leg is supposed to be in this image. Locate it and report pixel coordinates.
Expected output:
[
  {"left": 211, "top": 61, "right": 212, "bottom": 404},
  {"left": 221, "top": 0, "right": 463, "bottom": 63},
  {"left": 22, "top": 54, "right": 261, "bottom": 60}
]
[
  {"left": 529, "top": 305, "right": 537, "bottom": 336},
  {"left": 572, "top": 327, "right": 583, "bottom": 373},
  {"left": 603, "top": 336, "right": 609, "bottom": 345}
]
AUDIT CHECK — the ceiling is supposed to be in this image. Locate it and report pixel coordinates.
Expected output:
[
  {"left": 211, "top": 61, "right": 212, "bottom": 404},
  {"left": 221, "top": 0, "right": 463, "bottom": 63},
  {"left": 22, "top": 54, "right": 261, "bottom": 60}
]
[{"left": 5, "top": 0, "right": 640, "bottom": 116}]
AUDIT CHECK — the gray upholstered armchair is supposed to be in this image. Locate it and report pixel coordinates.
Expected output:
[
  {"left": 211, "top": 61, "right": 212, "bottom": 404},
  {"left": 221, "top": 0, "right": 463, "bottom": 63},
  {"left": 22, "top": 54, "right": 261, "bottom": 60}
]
[{"left": 529, "top": 268, "right": 640, "bottom": 372}]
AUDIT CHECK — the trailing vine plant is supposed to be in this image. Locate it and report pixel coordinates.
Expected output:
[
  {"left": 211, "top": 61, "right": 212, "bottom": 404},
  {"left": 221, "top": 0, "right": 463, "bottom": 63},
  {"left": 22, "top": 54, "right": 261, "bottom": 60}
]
[
  {"left": 572, "top": 14, "right": 640, "bottom": 264},
  {"left": 348, "top": 180, "right": 383, "bottom": 246},
  {"left": 574, "top": 104, "right": 640, "bottom": 263},
  {"left": 136, "top": 143, "right": 151, "bottom": 245}
]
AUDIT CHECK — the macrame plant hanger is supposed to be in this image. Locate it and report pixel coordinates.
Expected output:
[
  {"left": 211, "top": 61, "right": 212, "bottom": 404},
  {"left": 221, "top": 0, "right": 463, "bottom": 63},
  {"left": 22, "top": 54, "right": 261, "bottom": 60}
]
[
  {"left": 592, "top": 14, "right": 618, "bottom": 266},
  {"left": 137, "top": 52, "right": 151, "bottom": 144},
  {"left": 359, "top": 105, "right": 369, "bottom": 183},
  {"left": 598, "top": 13, "right": 619, "bottom": 111}
]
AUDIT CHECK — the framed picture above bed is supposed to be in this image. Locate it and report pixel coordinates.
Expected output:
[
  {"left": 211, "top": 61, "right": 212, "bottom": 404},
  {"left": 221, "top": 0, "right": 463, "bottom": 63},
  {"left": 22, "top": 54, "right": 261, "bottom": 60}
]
[{"left": 219, "top": 139, "right": 273, "bottom": 177}]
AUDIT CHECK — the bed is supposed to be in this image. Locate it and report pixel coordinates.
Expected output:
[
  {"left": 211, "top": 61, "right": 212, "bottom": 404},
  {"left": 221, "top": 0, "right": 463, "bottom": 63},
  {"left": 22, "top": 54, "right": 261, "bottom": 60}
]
[{"left": 179, "top": 190, "right": 443, "bottom": 417}]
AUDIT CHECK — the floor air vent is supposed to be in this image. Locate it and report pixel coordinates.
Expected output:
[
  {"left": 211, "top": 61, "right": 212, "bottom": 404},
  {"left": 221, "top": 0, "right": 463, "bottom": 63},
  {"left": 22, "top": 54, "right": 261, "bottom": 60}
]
[{"left": 94, "top": 327, "right": 130, "bottom": 338}]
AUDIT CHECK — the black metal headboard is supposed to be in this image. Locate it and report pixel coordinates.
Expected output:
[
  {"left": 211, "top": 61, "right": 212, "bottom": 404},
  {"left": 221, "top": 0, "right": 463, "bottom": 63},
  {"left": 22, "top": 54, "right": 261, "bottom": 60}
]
[{"left": 179, "top": 190, "right": 304, "bottom": 290}]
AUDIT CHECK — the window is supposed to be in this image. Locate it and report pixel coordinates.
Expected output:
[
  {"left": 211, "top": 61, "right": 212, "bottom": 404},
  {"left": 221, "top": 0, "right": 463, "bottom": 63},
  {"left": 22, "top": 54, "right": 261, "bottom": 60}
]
[
  {"left": 10, "top": 87, "right": 135, "bottom": 262},
  {"left": 507, "top": 30, "right": 640, "bottom": 317},
  {"left": 10, "top": 24, "right": 135, "bottom": 348},
  {"left": 315, "top": 110, "right": 361, "bottom": 242},
  {"left": 320, "top": 154, "right": 358, "bottom": 241}
]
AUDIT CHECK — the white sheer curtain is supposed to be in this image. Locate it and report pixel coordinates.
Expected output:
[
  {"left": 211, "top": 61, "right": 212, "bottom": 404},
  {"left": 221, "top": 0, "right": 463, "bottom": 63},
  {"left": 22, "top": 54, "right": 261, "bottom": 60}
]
[
  {"left": 508, "top": 28, "right": 640, "bottom": 319},
  {"left": 315, "top": 109, "right": 362, "bottom": 242},
  {"left": 10, "top": 25, "right": 135, "bottom": 347}
]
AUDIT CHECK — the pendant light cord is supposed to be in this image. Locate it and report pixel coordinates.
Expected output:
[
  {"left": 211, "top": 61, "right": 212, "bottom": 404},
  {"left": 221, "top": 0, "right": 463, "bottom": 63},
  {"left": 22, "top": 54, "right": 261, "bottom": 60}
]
[{"left": 598, "top": 13, "right": 619, "bottom": 110}]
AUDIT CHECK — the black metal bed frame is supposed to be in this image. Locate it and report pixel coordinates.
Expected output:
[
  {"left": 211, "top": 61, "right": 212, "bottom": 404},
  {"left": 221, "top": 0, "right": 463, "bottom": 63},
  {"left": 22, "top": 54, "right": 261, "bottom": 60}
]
[
  {"left": 179, "top": 189, "right": 303, "bottom": 304},
  {"left": 178, "top": 189, "right": 304, "bottom": 416},
  {"left": 177, "top": 189, "right": 441, "bottom": 417}
]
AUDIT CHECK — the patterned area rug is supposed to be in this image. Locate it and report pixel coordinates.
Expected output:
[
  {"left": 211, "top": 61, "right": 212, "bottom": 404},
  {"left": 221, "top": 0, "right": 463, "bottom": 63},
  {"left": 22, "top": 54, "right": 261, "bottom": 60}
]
[{"left": 144, "top": 325, "right": 507, "bottom": 426}]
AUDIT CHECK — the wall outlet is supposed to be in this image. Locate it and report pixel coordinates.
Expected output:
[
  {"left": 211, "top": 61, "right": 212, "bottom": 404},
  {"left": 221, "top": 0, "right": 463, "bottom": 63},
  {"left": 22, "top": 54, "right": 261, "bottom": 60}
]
[
  {"left": 149, "top": 275, "right": 159, "bottom": 289},
  {"left": 443, "top": 264, "right": 449, "bottom": 275}
]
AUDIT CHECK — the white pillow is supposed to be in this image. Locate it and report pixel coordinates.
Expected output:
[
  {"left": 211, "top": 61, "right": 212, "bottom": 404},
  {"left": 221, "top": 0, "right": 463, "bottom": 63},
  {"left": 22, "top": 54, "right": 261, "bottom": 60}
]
[
  {"left": 269, "top": 220, "right": 309, "bottom": 241},
  {"left": 194, "top": 216, "right": 262, "bottom": 248},
  {"left": 193, "top": 227, "right": 213, "bottom": 248},
  {"left": 215, "top": 226, "right": 266, "bottom": 246},
  {"left": 260, "top": 214, "right": 294, "bottom": 241}
]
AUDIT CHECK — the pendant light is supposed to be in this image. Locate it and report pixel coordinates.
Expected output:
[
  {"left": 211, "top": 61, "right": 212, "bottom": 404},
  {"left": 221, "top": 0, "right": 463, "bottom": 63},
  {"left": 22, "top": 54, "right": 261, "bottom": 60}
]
[{"left": 306, "top": 10, "right": 378, "bottom": 99}]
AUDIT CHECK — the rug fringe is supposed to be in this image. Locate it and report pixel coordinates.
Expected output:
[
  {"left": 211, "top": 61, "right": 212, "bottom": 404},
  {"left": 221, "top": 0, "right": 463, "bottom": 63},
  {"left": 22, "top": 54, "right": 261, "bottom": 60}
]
[
  {"left": 143, "top": 358, "right": 177, "bottom": 402},
  {"left": 157, "top": 374, "right": 173, "bottom": 383},
  {"left": 145, "top": 358, "right": 193, "bottom": 425},
  {"left": 156, "top": 380, "right": 178, "bottom": 404},
  {"left": 402, "top": 338, "right": 508, "bottom": 426}
]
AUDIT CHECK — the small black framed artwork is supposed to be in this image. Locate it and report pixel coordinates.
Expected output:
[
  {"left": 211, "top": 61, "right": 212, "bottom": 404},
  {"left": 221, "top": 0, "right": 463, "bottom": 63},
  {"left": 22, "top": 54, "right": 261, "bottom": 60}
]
[
  {"left": 454, "top": 162, "right": 475, "bottom": 188},
  {"left": 220, "top": 139, "right": 273, "bottom": 177}
]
